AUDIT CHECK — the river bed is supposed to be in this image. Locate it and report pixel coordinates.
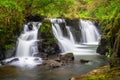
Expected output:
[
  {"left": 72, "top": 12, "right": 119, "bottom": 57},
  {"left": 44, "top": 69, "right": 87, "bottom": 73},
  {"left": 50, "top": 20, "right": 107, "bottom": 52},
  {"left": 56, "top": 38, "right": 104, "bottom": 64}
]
[{"left": 0, "top": 55, "right": 107, "bottom": 80}]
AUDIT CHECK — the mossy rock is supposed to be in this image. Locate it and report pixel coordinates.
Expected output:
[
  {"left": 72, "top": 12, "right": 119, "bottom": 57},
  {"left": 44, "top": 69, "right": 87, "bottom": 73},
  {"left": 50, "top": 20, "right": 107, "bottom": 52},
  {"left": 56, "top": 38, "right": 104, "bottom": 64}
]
[
  {"left": 38, "top": 19, "right": 60, "bottom": 55},
  {"left": 39, "top": 19, "right": 54, "bottom": 40},
  {"left": 60, "top": 52, "right": 74, "bottom": 62}
]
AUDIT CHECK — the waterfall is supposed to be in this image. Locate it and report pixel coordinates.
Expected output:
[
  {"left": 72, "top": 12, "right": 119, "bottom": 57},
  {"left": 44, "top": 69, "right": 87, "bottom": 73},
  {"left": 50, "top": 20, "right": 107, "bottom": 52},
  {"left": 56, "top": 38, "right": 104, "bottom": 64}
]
[
  {"left": 16, "top": 22, "right": 41, "bottom": 57},
  {"left": 4, "top": 18, "right": 101, "bottom": 67},
  {"left": 80, "top": 20, "right": 101, "bottom": 44},
  {"left": 15, "top": 19, "right": 100, "bottom": 56},
  {"left": 3, "top": 22, "right": 43, "bottom": 67},
  {"left": 51, "top": 19, "right": 76, "bottom": 52},
  {"left": 51, "top": 18, "right": 101, "bottom": 55}
]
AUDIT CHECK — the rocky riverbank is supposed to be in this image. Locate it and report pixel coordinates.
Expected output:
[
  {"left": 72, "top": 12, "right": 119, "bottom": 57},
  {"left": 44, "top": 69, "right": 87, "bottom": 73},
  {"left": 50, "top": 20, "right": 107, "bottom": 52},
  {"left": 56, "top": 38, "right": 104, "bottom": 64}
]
[
  {"left": 70, "top": 65, "right": 120, "bottom": 80},
  {"left": 38, "top": 52, "right": 74, "bottom": 70}
]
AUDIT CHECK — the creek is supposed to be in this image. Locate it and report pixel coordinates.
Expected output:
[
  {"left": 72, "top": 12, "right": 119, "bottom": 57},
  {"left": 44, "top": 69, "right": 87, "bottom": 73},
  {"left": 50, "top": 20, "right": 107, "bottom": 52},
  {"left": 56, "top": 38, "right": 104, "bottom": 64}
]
[{"left": 0, "top": 19, "right": 107, "bottom": 80}]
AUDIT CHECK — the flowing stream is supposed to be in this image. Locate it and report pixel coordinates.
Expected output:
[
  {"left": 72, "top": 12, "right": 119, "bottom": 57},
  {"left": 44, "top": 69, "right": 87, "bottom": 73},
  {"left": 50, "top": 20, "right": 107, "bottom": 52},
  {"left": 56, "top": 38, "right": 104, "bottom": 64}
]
[{"left": 0, "top": 19, "right": 107, "bottom": 80}]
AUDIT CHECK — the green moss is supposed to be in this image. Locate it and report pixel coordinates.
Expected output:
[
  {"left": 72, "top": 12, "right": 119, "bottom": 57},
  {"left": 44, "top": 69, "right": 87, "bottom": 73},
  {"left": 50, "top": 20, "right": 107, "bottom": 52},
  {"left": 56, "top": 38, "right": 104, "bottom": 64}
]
[
  {"left": 83, "top": 74, "right": 106, "bottom": 80},
  {"left": 39, "top": 19, "right": 57, "bottom": 44}
]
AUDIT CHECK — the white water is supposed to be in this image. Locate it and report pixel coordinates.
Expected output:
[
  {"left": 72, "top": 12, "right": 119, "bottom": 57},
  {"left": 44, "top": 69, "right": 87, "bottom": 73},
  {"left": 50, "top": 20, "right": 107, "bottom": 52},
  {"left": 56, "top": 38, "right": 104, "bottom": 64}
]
[
  {"left": 51, "top": 19, "right": 75, "bottom": 52},
  {"left": 16, "top": 22, "right": 42, "bottom": 66},
  {"left": 51, "top": 19, "right": 101, "bottom": 55},
  {"left": 80, "top": 20, "right": 101, "bottom": 44},
  {"left": 4, "top": 22, "right": 42, "bottom": 68},
  {"left": 16, "top": 22, "right": 40, "bottom": 57}
]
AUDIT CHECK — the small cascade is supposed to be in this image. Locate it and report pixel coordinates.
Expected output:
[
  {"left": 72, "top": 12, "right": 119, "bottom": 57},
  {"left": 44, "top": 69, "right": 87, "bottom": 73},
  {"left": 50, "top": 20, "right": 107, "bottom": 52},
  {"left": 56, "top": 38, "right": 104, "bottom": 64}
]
[
  {"left": 51, "top": 19, "right": 76, "bottom": 52},
  {"left": 80, "top": 20, "right": 101, "bottom": 44},
  {"left": 16, "top": 22, "right": 41, "bottom": 57},
  {"left": 3, "top": 22, "right": 42, "bottom": 68},
  {"left": 66, "top": 26, "right": 75, "bottom": 44}
]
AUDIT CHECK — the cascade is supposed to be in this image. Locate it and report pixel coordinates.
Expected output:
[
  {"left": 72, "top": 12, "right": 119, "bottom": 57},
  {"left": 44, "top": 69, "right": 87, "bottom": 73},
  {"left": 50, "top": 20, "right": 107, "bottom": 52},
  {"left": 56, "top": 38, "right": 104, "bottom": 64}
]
[
  {"left": 80, "top": 20, "right": 101, "bottom": 44},
  {"left": 3, "top": 19, "right": 101, "bottom": 67},
  {"left": 51, "top": 19, "right": 76, "bottom": 52},
  {"left": 4, "top": 22, "right": 42, "bottom": 67},
  {"left": 16, "top": 22, "right": 41, "bottom": 57},
  {"left": 51, "top": 19, "right": 101, "bottom": 55}
]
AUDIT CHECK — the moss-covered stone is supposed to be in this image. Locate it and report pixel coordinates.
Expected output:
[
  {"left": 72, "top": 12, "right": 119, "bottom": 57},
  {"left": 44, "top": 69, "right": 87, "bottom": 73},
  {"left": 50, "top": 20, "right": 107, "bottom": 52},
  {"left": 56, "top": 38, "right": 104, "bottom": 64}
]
[
  {"left": 39, "top": 19, "right": 57, "bottom": 44},
  {"left": 38, "top": 19, "right": 60, "bottom": 55}
]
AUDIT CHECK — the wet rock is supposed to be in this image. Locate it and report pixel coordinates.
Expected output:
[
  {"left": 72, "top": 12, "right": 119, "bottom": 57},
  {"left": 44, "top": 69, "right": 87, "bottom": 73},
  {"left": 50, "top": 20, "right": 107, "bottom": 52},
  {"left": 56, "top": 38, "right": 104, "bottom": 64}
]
[
  {"left": 37, "top": 53, "right": 75, "bottom": 69},
  {"left": 80, "top": 59, "right": 90, "bottom": 64},
  {"left": 28, "top": 23, "right": 33, "bottom": 31},
  {"left": 0, "top": 61, "right": 5, "bottom": 65},
  {"left": 7, "top": 58, "right": 19, "bottom": 64},
  {"left": 97, "top": 35, "right": 109, "bottom": 55},
  {"left": 34, "top": 57, "right": 40, "bottom": 61},
  {"left": 1, "top": 58, "right": 19, "bottom": 65},
  {"left": 40, "top": 53, "right": 48, "bottom": 60},
  {"left": 59, "top": 52, "right": 74, "bottom": 63},
  {"left": 42, "top": 60, "right": 62, "bottom": 69}
]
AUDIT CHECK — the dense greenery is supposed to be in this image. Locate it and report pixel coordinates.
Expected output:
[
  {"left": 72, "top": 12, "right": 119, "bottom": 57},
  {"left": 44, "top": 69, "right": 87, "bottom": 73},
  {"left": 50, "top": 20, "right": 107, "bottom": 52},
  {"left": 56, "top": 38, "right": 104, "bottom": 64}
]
[
  {"left": 78, "top": 0, "right": 120, "bottom": 19},
  {"left": 0, "top": 0, "right": 25, "bottom": 60},
  {"left": 12, "top": 0, "right": 75, "bottom": 18}
]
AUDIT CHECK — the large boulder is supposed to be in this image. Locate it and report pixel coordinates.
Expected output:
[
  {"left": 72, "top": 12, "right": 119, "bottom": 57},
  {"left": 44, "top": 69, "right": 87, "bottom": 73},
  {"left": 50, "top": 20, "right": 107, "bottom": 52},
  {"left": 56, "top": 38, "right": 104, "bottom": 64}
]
[
  {"left": 58, "top": 52, "right": 74, "bottom": 63},
  {"left": 38, "top": 19, "right": 61, "bottom": 56},
  {"left": 42, "top": 60, "right": 62, "bottom": 69}
]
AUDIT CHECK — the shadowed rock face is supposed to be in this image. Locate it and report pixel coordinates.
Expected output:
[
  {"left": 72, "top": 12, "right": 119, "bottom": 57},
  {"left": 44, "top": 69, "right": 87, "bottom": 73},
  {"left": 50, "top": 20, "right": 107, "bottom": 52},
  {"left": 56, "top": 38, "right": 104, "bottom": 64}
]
[
  {"left": 65, "top": 19, "right": 81, "bottom": 43},
  {"left": 0, "top": 46, "right": 6, "bottom": 61},
  {"left": 26, "top": 15, "right": 44, "bottom": 22},
  {"left": 59, "top": 22, "right": 69, "bottom": 38},
  {"left": 97, "top": 35, "right": 109, "bottom": 55}
]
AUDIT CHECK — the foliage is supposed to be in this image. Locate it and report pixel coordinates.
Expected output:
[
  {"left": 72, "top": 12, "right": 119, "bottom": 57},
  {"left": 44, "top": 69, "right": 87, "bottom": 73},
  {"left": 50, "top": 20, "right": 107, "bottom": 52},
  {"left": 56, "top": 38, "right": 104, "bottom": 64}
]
[
  {"left": 78, "top": 0, "right": 120, "bottom": 20},
  {"left": 0, "top": 0, "right": 25, "bottom": 51},
  {"left": 30, "top": 0, "right": 75, "bottom": 18},
  {"left": 40, "top": 19, "right": 57, "bottom": 44},
  {"left": 95, "top": 0, "right": 120, "bottom": 68}
]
